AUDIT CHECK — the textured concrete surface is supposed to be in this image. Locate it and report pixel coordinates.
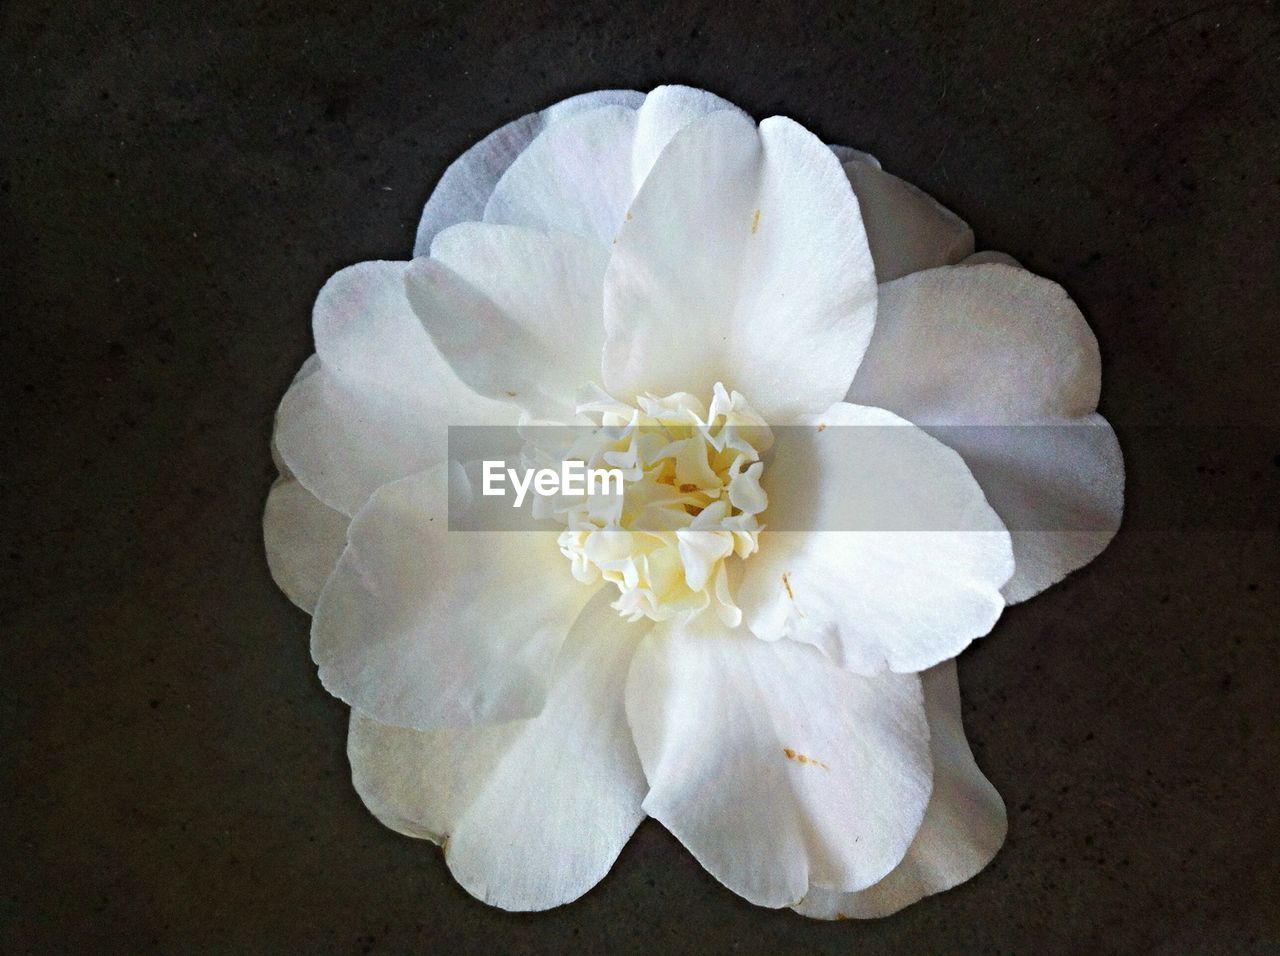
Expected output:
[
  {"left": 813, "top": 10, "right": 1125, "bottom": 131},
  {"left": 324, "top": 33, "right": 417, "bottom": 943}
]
[{"left": 3, "top": 0, "right": 1278, "bottom": 951}]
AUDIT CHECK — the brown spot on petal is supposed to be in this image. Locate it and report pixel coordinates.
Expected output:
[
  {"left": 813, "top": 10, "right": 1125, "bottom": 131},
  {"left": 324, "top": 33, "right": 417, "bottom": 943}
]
[
  {"left": 678, "top": 483, "right": 698, "bottom": 493},
  {"left": 782, "top": 572, "right": 794, "bottom": 600},
  {"left": 817, "top": 423, "right": 827, "bottom": 433},
  {"left": 751, "top": 208, "right": 761, "bottom": 234},
  {"left": 835, "top": 912, "right": 848, "bottom": 921},
  {"left": 783, "top": 747, "right": 830, "bottom": 770}
]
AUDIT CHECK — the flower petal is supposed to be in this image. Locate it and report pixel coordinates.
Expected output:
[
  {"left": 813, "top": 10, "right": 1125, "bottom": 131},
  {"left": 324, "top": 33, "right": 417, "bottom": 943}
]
[
  {"left": 603, "top": 111, "right": 876, "bottom": 423},
  {"left": 347, "top": 589, "right": 649, "bottom": 911},
  {"left": 828, "top": 144, "right": 881, "bottom": 167},
  {"left": 793, "top": 660, "right": 1007, "bottom": 919},
  {"left": 848, "top": 263, "right": 1101, "bottom": 424},
  {"left": 274, "top": 261, "right": 516, "bottom": 516},
  {"left": 484, "top": 105, "right": 640, "bottom": 243},
  {"left": 630, "top": 85, "right": 742, "bottom": 186},
  {"left": 738, "top": 403, "right": 1013, "bottom": 673},
  {"left": 274, "top": 368, "right": 438, "bottom": 517},
  {"left": 948, "top": 414, "right": 1124, "bottom": 603},
  {"left": 407, "top": 223, "right": 609, "bottom": 417},
  {"left": 842, "top": 160, "right": 974, "bottom": 281},
  {"left": 413, "top": 89, "right": 644, "bottom": 254},
  {"left": 962, "top": 249, "right": 1021, "bottom": 268},
  {"left": 311, "top": 463, "right": 593, "bottom": 729},
  {"left": 625, "top": 618, "right": 932, "bottom": 908},
  {"left": 263, "top": 477, "right": 348, "bottom": 614},
  {"left": 480, "top": 85, "right": 743, "bottom": 246},
  {"left": 846, "top": 263, "right": 1122, "bottom": 601}
]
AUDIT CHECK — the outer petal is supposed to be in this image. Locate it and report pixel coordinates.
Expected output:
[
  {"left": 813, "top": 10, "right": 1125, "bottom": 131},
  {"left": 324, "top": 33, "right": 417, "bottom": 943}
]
[
  {"left": 793, "top": 660, "right": 1007, "bottom": 919},
  {"left": 828, "top": 144, "right": 881, "bottom": 167},
  {"left": 603, "top": 111, "right": 876, "bottom": 423},
  {"left": 406, "top": 224, "right": 609, "bottom": 417},
  {"left": 846, "top": 263, "right": 1123, "bottom": 601},
  {"left": 273, "top": 261, "right": 517, "bottom": 516},
  {"left": 842, "top": 159, "right": 974, "bottom": 282},
  {"left": 962, "top": 249, "right": 1021, "bottom": 268},
  {"left": 738, "top": 403, "right": 1013, "bottom": 674},
  {"left": 311, "top": 463, "right": 593, "bottom": 730},
  {"left": 625, "top": 618, "right": 932, "bottom": 908},
  {"left": 263, "top": 477, "right": 348, "bottom": 614},
  {"left": 348, "top": 591, "right": 649, "bottom": 911},
  {"left": 950, "top": 414, "right": 1124, "bottom": 604},
  {"left": 484, "top": 105, "right": 640, "bottom": 244},
  {"left": 848, "top": 264, "right": 1101, "bottom": 424},
  {"left": 414, "top": 89, "right": 644, "bottom": 254},
  {"left": 482, "top": 85, "right": 743, "bottom": 245},
  {"left": 630, "top": 85, "right": 742, "bottom": 186}
]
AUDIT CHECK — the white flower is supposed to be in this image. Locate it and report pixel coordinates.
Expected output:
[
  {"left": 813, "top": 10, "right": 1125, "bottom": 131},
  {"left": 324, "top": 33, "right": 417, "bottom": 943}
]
[{"left": 264, "top": 86, "right": 1123, "bottom": 916}]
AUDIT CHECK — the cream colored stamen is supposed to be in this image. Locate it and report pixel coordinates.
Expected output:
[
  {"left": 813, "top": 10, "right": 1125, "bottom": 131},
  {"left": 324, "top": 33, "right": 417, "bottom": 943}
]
[{"left": 544, "top": 383, "right": 772, "bottom": 625}]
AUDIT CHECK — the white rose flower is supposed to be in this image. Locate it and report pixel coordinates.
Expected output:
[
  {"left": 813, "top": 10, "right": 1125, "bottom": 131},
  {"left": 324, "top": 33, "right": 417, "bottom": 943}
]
[{"left": 264, "top": 86, "right": 1123, "bottom": 917}]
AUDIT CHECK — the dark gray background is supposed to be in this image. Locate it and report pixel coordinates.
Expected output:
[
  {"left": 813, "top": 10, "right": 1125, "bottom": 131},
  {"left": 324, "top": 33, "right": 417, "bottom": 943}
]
[{"left": 3, "top": 0, "right": 1278, "bottom": 951}]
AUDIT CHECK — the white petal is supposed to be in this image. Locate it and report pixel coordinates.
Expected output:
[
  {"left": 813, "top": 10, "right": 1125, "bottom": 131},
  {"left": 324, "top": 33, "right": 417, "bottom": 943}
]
[
  {"left": 312, "top": 260, "right": 445, "bottom": 394},
  {"left": 950, "top": 414, "right": 1124, "bottom": 603},
  {"left": 631, "top": 85, "right": 743, "bottom": 186},
  {"left": 263, "top": 477, "right": 348, "bottom": 614},
  {"left": 848, "top": 263, "right": 1101, "bottom": 424},
  {"left": 413, "top": 89, "right": 643, "bottom": 254},
  {"left": 737, "top": 403, "right": 1013, "bottom": 674},
  {"left": 347, "top": 589, "right": 649, "bottom": 911},
  {"left": 829, "top": 144, "right": 881, "bottom": 168},
  {"left": 962, "top": 250, "right": 1021, "bottom": 268},
  {"left": 312, "top": 464, "right": 593, "bottom": 729},
  {"left": 793, "top": 660, "right": 1006, "bottom": 919},
  {"left": 846, "top": 264, "right": 1121, "bottom": 601},
  {"left": 274, "top": 262, "right": 516, "bottom": 516},
  {"left": 407, "top": 223, "right": 609, "bottom": 417},
  {"left": 603, "top": 111, "right": 877, "bottom": 423},
  {"left": 269, "top": 355, "right": 321, "bottom": 476},
  {"left": 843, "top": 160, "right": 974, "bottom": 282},
  {"left": 484, "top": 105, "right": 639, "bottom": 244},
  {"left": 480, "top": 86, "right": 746, "bottom": 246},
  {"left": 274, "top": 368, "right": 442, "bottom": 517},
  {"left": 625, "top": 619, "right": 932, "bottom": 908}
]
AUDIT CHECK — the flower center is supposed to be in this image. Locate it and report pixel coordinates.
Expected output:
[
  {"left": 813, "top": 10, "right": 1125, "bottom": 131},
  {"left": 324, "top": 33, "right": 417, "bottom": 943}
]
[{"left": 547, "top": 383, "right": 772, "bottom": 625}]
